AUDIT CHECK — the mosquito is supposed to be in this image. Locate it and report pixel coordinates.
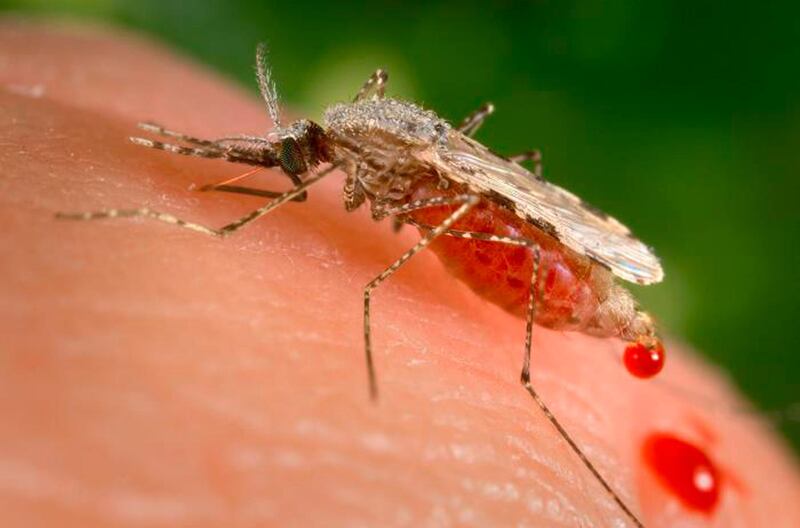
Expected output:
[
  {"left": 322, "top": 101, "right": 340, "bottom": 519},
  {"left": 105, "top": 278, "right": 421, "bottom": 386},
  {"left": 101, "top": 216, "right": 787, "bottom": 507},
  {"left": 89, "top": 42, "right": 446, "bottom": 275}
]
[{"left": 57, "top": 43, "right": 665, "bottom": 527}]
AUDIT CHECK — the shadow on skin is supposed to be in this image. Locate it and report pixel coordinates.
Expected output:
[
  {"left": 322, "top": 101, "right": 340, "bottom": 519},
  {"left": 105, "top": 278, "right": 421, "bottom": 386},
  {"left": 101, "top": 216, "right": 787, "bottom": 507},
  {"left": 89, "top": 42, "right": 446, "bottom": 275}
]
[{"left": 0, "top": 19, "right": 798, "bottom": 527}]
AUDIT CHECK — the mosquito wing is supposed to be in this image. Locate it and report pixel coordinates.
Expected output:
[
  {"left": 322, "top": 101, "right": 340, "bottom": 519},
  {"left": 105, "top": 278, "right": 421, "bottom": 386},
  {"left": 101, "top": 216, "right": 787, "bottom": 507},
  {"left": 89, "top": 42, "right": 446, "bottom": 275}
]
[{"left": 422, "top": 132, "right": 664, "bottom": 285}]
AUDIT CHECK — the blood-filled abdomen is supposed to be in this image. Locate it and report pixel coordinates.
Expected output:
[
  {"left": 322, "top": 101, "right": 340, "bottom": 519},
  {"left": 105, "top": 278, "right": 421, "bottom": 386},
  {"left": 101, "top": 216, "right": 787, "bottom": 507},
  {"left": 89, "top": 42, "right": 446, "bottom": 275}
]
[{"left": 407, "top": 184, "right": 623, "bottom": 337}]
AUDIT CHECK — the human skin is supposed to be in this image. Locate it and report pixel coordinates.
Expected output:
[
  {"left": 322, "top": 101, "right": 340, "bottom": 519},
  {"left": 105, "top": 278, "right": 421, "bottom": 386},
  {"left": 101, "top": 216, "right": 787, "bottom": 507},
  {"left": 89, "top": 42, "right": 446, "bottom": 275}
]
[{"left": 0, "top": 19, "right": 798, "bottom": 528}]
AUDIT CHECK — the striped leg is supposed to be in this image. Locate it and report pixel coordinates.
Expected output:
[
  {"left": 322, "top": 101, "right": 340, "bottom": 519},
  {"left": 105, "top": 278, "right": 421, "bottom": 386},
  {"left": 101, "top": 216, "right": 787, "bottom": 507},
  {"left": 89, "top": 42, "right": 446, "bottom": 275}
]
[
  {"left": 403, "top": 218, "right": 646, "bottom": 528},
  {"left": 353, "top": 69, "right": 388, "bottom": 102},
  {"left": 371, "top": 193, "right": 477, "bottom": 221},
  {"left": 55, "top": 164, "right": 337, "bottom": 237},
  {"left": 509, "top": 149, "right": 543, "bottom": 179},
  {"left": 458, "top": 102, "right": 495, "bottom": 137},
  {"left": 364, "top": 194, "right": 480, "bottom": 400}
]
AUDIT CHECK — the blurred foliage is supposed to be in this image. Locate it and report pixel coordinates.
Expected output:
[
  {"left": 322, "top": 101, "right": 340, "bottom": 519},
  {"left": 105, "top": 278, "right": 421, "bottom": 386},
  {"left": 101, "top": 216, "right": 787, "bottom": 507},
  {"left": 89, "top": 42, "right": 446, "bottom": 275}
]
[{"left": 3, "top": 0, "right": 798, "bottom": 450}]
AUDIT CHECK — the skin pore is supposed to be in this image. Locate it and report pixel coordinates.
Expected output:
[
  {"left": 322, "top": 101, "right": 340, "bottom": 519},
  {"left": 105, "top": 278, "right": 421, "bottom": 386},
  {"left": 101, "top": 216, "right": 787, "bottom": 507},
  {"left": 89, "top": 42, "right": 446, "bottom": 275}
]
[{"left": 1, "top": 19, "right": 798, "bottom": 527}]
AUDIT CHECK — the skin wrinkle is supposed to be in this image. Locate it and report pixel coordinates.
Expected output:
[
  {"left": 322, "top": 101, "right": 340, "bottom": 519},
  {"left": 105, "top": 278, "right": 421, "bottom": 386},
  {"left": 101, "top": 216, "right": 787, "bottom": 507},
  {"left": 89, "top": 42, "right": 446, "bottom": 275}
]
[
  {"left": 0, "top": 456, "right": 225, "bottom": 523},
  {"left": 1, "top": 19, "right": 799, "bottom": 528}
]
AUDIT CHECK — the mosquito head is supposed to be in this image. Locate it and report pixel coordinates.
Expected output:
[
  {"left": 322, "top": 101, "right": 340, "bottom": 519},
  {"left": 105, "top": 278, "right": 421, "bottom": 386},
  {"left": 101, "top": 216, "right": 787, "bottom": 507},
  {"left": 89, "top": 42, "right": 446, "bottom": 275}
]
[
  {"left": 268, "top": 119, "right": 331, "bottom": 176},
  {"left": 254, "top": 44, "right": 332, "bottom": 175}
]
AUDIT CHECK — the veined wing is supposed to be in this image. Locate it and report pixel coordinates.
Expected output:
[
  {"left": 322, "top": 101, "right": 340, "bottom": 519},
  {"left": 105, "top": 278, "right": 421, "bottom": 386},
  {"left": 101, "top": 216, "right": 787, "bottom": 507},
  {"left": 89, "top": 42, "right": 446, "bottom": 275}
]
[{"left": 422, "top": 132, "right": 664, "bottom": 285}]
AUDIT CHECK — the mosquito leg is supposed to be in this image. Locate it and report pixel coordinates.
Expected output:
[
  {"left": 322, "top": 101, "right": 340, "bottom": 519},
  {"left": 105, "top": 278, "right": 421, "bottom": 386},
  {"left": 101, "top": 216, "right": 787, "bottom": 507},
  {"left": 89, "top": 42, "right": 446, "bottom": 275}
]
[
  {"left": 344, "top": 170, "right": 367, "bottom": 212},
  {"left": 508, "top": 150, "right": 540, "bottom": 164},
  {"left": 371, "top": 193, "right": 479, "bottom": 221},
  {"left": 509, "top": 149, "right": 543, "bottom": 179},
  {"left": 55, "top": 164, "right": 337, "bottom": 237},
  {"left": 403, "top": 216, "right": 645, "bottom": 527},
  {"left": 363, "top": 194, "right": 480, "bottom": 399},
  {"left": 457, "top": 102, "right": 495, "bottom": 137},
  {"left": 520, "top": 377, "right": 645, "bottom": 526},
  {"left": 353, "top": 69, "right": 389, "bottom": 102},
  {"left": 517, "top": 257, "right": 645, "bottom": 528},
  {"left": 403, "top": 219, "right": 536, "bottom": 247}
]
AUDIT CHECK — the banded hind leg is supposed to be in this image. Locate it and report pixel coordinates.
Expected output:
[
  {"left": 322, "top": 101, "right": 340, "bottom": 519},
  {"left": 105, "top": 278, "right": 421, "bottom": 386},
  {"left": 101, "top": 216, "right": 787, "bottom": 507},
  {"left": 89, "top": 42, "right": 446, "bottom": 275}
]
[
  {"left": 402, "top": 218, "right": 646, "bottom": 528},
  {"left": 55, "top": 164, "right": 337, "bottom": 237},
  {"left": 459, "top": 105, "right": 546, "bottom": 178},
  {"left": 455, "top": 104, "right": 543, "bottom": 179}
]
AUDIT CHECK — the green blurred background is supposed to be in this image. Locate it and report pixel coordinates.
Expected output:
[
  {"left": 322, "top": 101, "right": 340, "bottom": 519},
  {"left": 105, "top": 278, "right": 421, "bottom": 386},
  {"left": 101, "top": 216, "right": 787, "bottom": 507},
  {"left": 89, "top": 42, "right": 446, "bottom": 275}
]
[{"left": 3, "top": 0, "right": 798, "bottom": 451}]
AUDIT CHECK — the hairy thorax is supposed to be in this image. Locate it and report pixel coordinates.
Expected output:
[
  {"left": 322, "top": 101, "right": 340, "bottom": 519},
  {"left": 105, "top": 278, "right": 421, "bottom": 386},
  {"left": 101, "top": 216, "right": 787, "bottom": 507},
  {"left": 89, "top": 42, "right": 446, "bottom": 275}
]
[{"left": 323, "top": 99, "right": 450, "bottom": 201}]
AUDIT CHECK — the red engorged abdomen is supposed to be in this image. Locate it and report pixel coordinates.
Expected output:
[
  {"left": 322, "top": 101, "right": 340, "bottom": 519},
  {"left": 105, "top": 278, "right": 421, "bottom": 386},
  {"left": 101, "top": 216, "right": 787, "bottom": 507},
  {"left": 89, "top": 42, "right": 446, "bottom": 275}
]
[{"left": 408, "top": 184, "right": 609, "bottom": 334}]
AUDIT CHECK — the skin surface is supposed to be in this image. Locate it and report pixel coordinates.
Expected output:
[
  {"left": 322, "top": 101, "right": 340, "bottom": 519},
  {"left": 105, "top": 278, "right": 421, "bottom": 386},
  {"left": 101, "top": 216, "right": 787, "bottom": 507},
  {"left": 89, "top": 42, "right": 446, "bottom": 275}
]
[{"left": 1, "top": 19, "right": 799, "bottom": 528}]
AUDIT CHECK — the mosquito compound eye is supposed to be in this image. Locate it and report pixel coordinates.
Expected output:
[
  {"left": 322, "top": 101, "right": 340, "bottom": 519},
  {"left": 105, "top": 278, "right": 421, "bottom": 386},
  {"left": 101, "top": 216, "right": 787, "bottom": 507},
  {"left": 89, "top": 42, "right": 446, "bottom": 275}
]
[
  {"left": 279, "top": 137, "right": 307, "bottom": 175},
  {"left": 623, "top": 340, "right": 665, "bottom": 378}
]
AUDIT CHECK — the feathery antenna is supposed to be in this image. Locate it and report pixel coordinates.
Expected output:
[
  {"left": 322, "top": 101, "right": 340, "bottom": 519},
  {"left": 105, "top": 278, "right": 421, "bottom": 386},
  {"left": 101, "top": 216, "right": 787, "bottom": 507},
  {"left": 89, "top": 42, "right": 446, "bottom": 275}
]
[{"left": 256, "top": 43, "right": 281, "bottom": 128}]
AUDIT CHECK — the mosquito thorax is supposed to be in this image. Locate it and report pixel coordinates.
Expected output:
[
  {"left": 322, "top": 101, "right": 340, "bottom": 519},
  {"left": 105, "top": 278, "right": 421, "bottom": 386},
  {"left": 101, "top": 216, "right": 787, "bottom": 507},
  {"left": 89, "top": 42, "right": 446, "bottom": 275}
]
[
  {"left": 321, "top": 99, "right": 452, "bottom": 205},
  {"left": 323, "top": 98, "right": 450, "bottom": 148}
]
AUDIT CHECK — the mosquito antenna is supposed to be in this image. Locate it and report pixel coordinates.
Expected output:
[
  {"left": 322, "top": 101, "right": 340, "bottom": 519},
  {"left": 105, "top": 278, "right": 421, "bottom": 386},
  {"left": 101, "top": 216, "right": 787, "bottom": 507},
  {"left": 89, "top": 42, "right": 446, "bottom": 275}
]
[{"left": 256, "top": 42, "right": 282, "bottom": 128}]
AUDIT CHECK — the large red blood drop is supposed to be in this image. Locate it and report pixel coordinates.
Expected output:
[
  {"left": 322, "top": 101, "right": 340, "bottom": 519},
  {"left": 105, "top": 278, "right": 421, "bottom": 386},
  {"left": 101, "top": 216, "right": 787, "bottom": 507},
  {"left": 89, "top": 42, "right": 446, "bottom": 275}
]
[{"left": 643, "top": 433, "right": 721, "bottom": 514}]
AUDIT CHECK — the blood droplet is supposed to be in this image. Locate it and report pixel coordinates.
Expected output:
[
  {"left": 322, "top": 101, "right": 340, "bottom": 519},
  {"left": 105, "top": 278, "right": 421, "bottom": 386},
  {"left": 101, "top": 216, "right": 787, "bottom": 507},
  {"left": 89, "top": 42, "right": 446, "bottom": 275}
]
[
  {"left": 623, "top": 341, "right": 665, "bottom": 378},
  {"left": 643, "top": 433, "right": 721, "bottom": 514}
]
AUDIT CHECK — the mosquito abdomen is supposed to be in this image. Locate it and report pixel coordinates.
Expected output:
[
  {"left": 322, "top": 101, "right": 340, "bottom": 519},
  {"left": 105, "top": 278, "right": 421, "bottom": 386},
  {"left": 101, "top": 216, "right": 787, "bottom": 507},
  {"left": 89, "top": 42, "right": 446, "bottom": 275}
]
[{"left": 407, "top": 183, "right": 632, "bottom": 338}]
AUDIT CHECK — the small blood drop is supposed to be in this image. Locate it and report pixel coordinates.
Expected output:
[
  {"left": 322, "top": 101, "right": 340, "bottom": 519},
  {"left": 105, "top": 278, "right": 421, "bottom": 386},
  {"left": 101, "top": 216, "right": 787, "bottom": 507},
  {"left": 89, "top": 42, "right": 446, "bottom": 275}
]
[
  {"left": 623, "top": 341, "right": 665, "bottom": 378},
  {"left": 643, "top": 433, "right": 721, "bottom": 514}
]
